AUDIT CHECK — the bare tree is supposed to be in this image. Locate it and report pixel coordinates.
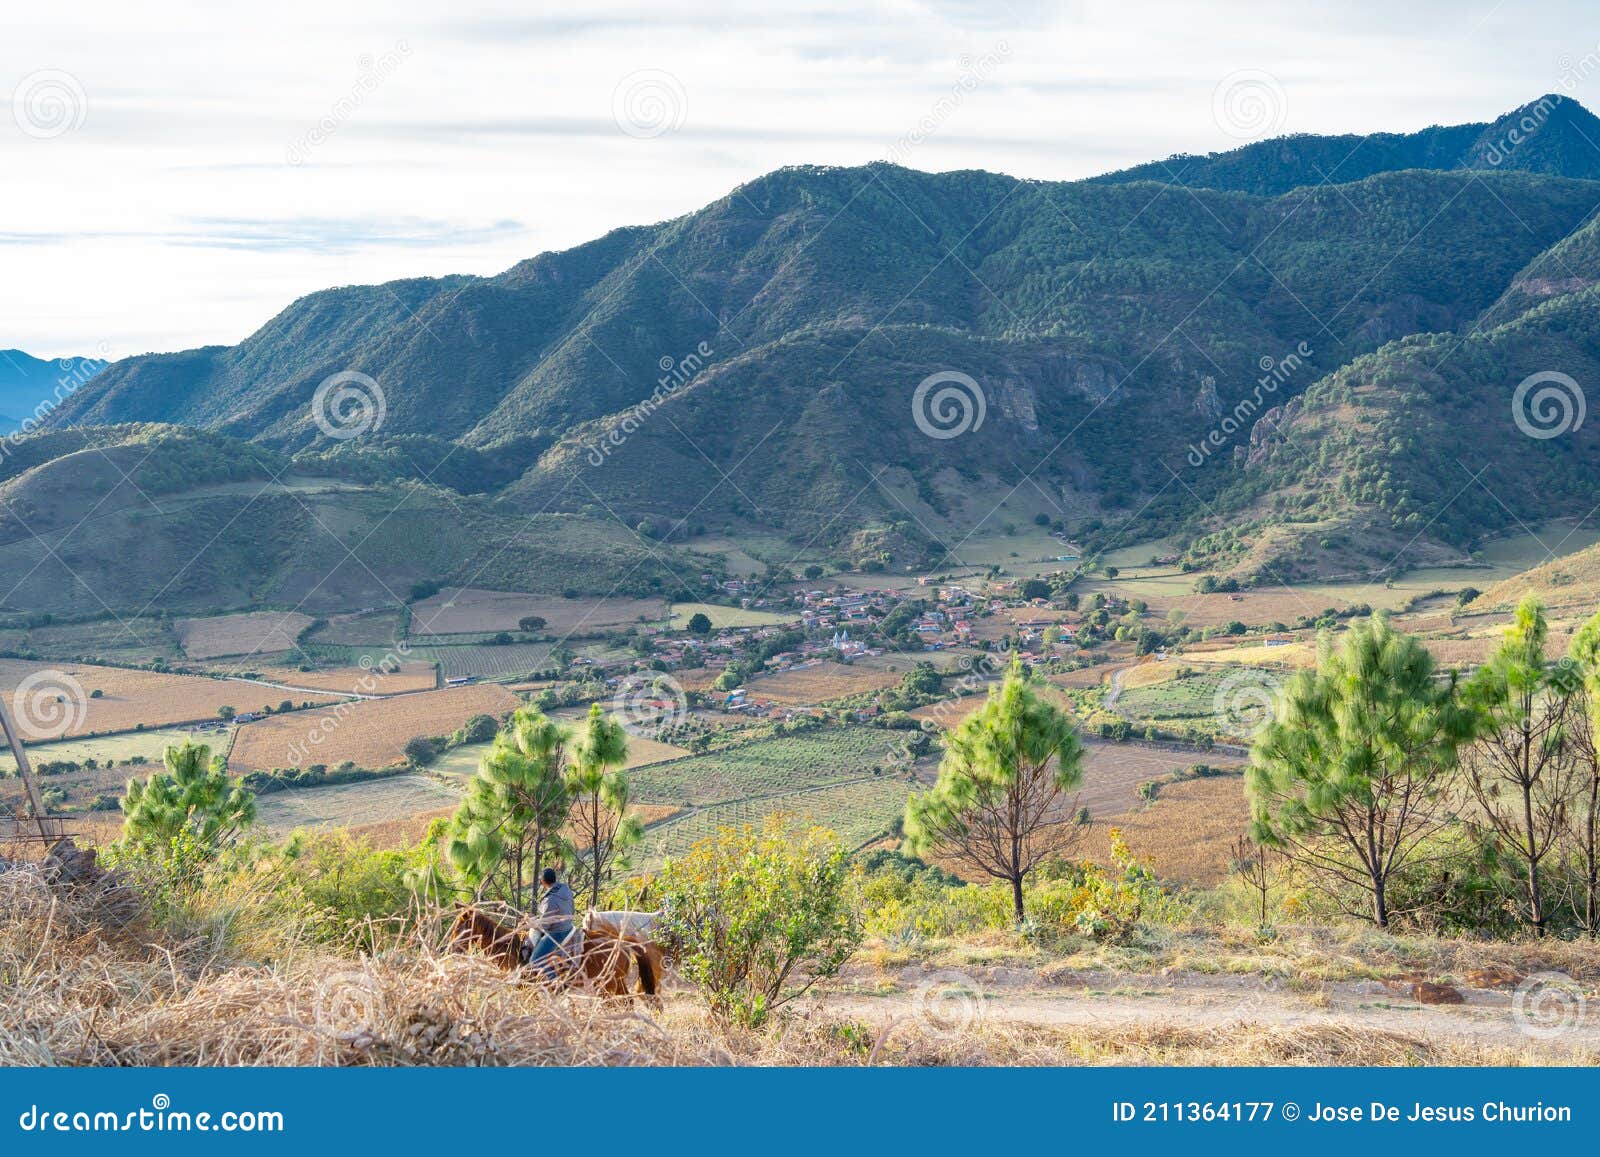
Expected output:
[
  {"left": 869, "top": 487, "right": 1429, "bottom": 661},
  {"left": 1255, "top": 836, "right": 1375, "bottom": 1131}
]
[{"left": 1231, "top": 834, "right": 1274, "bottom": 929}]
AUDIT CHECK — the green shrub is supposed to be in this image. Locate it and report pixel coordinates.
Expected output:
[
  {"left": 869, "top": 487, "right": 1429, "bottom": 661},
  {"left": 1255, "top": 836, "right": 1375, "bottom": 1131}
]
[{"left": 656, "top": 816, "right": 862, "bottom": 1027}]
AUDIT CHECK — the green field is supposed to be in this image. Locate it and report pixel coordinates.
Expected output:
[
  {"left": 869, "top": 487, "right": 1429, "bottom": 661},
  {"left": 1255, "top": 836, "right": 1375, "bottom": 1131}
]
[
  {"left": 0, "top": 726, "right": 224, "bottom": 777},
  {"left": 640, "top": 776, "right": 912, "bottom": 865},
  {"left": 629, "top": 726, "right": 907, "bottom": 805},
  {"left": 3, "top": 726, "right": 226, "bottom": 814},
  {"left": 1116, "top": 667, "right": 1281, "bottom": 723},
  {"left": 429, "top": 740, "right": 493, "bottom": 783}
]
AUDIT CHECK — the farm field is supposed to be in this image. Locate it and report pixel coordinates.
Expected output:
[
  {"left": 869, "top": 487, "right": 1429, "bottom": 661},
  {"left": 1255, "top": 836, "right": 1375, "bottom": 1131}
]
[
  {"left": 0, "top": 657, "right": 341, "bottom": 740},
  {"left": 1082, "top": 583, "right": 1346, "bottom": 629},
  {"left": 909, "top": 683, "right": 1076, "bottom": 730},
  {"left": 628, "top": 726, "right": 908, "bottom": 805},
  {"left": 1, "top": 725, "right": 225, "bottom": 814},
  {"left": 1071, "top": 774, "right": 1251, "bottom": 884},
  {"left": 0, "top": 617, "right": 178, "bottom": 665},
  {"left": 1115, "top": 660, "right": 1182, "bottom": 691},
  {"left": 238, "top": 662, "right": 438, "bottom": 695},
  {"left": 175, "top": 611, "right": 315, "bottom": 660},
  {"left": 669, "top": 601, "right": 797, "bottom": 629},
  {"left": 1116, "top": 666, "right": 1283, "bottom": 724},
  {"left": 411, "top": 588, "right": 667, "bottom": 637},
  {"left": 0, "top": 725, "right": 225, "bottom": 777},
  {"left": 745, "top": 662, "right": 901, "bottom": 705},
  {"left": 307, "top": 610, "right": 405, "bottom": 645},
  {"left": 1049, "top": 664, "right": 1113, "bottom": 689},
  {"left": 252, "top": 773, "right": 463, "bottom": 835},
  {"left": 432, "top": 725, "right": 689, "bottom": 786},
  {"left": 342, "top": 800, "right": 686, "bottom": 850},
  {"left": 1074, "top": 740, "right": 1243, "bottom": 817},
  {"left": 640, "top": 776, "right": 914, "bottom": 865},
  {"left": 227, "top": 684, "right": 520, "bottom": 772},
  {"left": 303, "top": 641, "right": 565, "bottom": 681},
  {"left": 1177, "top": 642, "right": 1313, "bottom": 668}
]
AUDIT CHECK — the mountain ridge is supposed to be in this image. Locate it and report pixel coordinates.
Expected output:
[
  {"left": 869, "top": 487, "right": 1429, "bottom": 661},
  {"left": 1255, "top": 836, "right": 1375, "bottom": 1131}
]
[{"left": 21, "top": 96, "right": 1600, "bottom": 605}]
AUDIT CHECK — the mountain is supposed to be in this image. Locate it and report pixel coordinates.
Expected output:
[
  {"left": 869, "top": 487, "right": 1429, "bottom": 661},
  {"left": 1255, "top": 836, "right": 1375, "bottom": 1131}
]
[
  {"left": 0, "top": 425, "right": 708, "bottom": 617},
  {"left": 0, "top": 349, "right": 105, "bottom": 435},
  {"left": 1095, "top": 94, "right": 1600, "bottom": 195},
  {"left": 22, "top": 97, "right": 1600, "bottom": 607}
]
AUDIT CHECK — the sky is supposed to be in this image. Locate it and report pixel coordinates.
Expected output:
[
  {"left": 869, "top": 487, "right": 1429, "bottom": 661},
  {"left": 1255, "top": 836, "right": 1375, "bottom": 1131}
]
[{"left": 4, "top": 0, "right": 1600, "bottom": 358}]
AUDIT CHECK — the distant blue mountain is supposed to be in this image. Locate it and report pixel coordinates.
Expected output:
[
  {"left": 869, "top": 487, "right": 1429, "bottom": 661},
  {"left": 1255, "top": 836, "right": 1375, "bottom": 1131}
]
[{"left": 0, "top": 349, "right": 106, "bottom": 434}]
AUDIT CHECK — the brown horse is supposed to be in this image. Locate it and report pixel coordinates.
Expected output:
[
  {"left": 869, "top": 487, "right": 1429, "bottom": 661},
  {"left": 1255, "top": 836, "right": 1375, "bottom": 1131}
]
[{"left": 444, "top": 906, "right": 658, "bottom": 997}]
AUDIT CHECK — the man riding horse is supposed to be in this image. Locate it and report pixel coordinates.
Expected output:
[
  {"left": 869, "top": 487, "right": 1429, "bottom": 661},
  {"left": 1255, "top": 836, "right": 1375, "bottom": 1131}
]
[
  {"left": 522, "top": 866, "right": 575, "bottom": 976},
  {"left": 444, "top": 865, "right": 663, "bottom": 998}
]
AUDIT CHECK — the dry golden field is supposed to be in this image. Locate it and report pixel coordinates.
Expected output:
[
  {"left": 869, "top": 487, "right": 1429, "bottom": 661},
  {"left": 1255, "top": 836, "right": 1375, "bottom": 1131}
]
[
  {"left": 1090, "top": 585, "right": 1350, "bottom": 629},
  {"left": 410, "top": 588, "right": 667, "bottom": 636},
  {"left": 1179, "top": 641, "right": 1315, "bottom": 667},
  {"left": 0, "top": 657, "right": 341, "bottom": 740},
  {"left": 1079, "top": 774, "right": 1251, "bottom": 884},
  {"left": 175, "top": 612, "right": 315, "bottom": 659},
  {"left": 746, "top": 662, "right": 901, "bottom": 705},
  {"left": 1115, "top": 659, "right": 1182, "bottom": 690},
  {"left": 227, "top": 684, "right": 519, "bottom": 772}
]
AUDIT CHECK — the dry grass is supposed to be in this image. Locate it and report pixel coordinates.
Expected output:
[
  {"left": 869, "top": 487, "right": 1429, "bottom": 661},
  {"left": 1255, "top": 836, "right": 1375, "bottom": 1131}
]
[
  {"left": 175, "top": 612, "right": 316, "bottom": 660},
  {"left": 5, "top": 869, "right": 1589, "bottom": 1068},
  {"left": 7, "top": 859, "right": 1600, "bottom": 1068},
  {"left": 1180, "top": 642, "right": 1315, "bottom": 667},
  {"left": 1116, "top": 660, "right": 1182, "bottom": 691},
  {"left": 228, "top": 685, "right": 519, "bottom": 772},
  {"left": 1079, "top": 775, "right": 1251, "bottom": 884},
  {"left": 0, "top": 657, "right": 342, "bottom": 740}
]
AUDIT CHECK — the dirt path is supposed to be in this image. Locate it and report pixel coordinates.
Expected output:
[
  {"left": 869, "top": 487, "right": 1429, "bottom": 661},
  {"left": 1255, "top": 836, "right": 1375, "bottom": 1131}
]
[
  {"left": 1104, "top": 665, "right": 1128, "bottom": 709},
  {"left": 821, "top": 967, "right": 1599, "bottom": 1059}
]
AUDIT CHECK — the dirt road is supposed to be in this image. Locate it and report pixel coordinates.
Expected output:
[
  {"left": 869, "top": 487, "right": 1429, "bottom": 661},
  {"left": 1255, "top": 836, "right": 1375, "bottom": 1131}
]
[{"left": 822, "top": 966, "right": 1598, "bottom": 1060}]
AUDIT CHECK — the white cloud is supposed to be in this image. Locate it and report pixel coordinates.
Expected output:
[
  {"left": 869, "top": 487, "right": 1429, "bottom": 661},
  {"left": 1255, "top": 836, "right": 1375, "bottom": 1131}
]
[{"left": 0, "top": 0, "right": 1594, "bottom": 356}]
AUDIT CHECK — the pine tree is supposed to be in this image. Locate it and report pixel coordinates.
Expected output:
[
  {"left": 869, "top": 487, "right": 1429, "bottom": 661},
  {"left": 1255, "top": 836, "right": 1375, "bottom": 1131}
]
[
  {"left": 1463, "top": 597, "right": 1583, "bottom": 936},
  {"left": 1567, "top": 610, "right": 1600, "bottom": 935},
  {"left": 903, "top": 660, "right": 1084, "bottom": 921},
  {"left": 445, "top": 707, "right": 571, "bottom": 907},
  {"left": 120, "top": 739, "right": 255, "bottom": 852},
  {"left": 1248, "top": 613, "right": 1473, "bottom": 928},
  {"left": 563, "top": 703, "right": 643, "bottom": 908}
]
